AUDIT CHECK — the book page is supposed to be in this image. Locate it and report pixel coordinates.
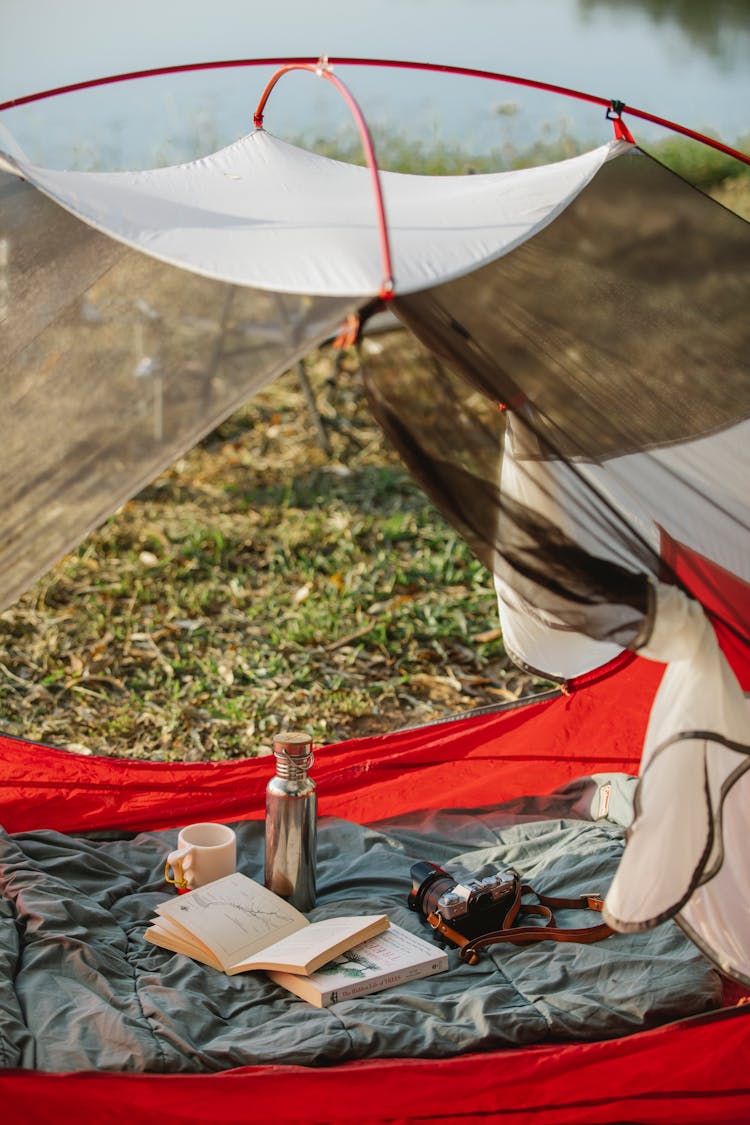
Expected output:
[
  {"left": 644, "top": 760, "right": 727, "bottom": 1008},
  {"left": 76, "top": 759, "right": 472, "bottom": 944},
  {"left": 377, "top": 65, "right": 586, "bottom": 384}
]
[
  {"left": 144, "top": 925, "right": 223, "bottom": 971},
  {"left": 149, "top": 913, "right": 212, "bottom": 947},
  {"left": 149, "top": 913, "right": 188, "bottom": 937},
  {"left": 228, "top": 914, "right": 389, "bottom": 975},
  {"left": 155, "top": 872, "right": 309, "bottom": 972}
]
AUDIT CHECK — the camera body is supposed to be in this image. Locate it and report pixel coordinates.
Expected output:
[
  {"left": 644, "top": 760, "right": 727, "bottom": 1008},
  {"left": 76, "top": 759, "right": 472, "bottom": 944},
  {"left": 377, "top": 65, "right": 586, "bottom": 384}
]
[{"left": 408, "top": 860, "right": 518, "bottom": 939}]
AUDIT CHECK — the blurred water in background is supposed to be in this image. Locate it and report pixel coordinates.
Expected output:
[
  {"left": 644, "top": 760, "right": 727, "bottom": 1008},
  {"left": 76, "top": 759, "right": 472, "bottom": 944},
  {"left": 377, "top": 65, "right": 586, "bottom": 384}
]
[{"left": 1, "top": 0, "right": 748, "bottom": 169}]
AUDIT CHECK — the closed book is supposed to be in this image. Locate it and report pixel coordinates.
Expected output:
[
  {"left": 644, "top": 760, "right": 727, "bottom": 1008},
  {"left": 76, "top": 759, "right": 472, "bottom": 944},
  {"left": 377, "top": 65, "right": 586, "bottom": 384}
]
[{"left": 267, "top": 923, "right": 449, "bottom": 1007}]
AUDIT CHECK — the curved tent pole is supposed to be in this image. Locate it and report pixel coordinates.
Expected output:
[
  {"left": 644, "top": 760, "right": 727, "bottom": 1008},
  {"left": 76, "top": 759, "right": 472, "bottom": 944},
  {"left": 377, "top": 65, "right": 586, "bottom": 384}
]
[
  {"left": 252, "top": 59, "right": 395, "bottom": 300},
  {"left": 0, "top": 55, "right": 748, "bottom": 169}
]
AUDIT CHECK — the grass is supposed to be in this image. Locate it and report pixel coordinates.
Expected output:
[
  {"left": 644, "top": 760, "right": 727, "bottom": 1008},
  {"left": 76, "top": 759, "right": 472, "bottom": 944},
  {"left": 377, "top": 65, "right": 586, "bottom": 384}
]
[{"left": 0, "top": 342, "right": 542, "bottom": 761}]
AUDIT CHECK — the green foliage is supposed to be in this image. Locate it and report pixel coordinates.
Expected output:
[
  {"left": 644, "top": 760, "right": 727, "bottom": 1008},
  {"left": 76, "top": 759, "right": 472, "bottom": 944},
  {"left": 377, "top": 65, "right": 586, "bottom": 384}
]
[
  {"left": 285, "top": 123, "right": 750, "bottom": 222},
  {"left": 293, "top": 123, "right": 585, "bottom": 176},
  {"left": 643, "top": 133, "right": 750, "bottom": 187},
  {"left": 293, "top": 121, "right": 749, "bottom": 190}
]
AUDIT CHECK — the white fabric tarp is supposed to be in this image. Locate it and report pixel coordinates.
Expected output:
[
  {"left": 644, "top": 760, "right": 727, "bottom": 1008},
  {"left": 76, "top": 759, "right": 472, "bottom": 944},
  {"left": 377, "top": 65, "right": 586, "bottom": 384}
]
[
  {"left": 606, "top": 582, "right": 750, "bottom": 983},
  {"left": 0, "top": 124, "right": 627, "bottom": 297},
  {"left": 494, "top": 413, "right": 750, "bottom": 983}
]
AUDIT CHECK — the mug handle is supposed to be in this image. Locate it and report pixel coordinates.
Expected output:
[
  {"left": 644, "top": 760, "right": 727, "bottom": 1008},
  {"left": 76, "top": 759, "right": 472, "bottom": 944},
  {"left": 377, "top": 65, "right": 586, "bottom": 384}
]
[{"left": 165, "top": 846, "right": 192, "bottom": 890}]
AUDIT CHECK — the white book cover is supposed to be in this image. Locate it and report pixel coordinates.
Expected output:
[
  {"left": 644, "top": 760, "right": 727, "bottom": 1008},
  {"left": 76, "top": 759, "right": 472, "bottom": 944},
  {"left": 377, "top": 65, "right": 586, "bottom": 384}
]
[{"left": 268, "top": 923, "right": 449, "bottom": 1007}]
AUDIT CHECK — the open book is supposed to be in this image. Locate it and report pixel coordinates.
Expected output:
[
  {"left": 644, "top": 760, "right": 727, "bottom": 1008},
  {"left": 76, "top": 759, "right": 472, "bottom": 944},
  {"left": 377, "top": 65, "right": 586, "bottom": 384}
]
[
  {"left": 144, "top": 872, "right": 389, "bottom": 976},
  {"left": 268, "top": 922, "right": 449, "bottom": 1007}
]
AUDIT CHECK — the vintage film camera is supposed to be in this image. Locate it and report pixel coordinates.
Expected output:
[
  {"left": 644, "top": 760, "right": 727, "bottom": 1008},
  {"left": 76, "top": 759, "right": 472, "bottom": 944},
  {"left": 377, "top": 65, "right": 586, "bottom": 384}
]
[{"left": 408, "top": 860, "right": 518, "bottom": 940}]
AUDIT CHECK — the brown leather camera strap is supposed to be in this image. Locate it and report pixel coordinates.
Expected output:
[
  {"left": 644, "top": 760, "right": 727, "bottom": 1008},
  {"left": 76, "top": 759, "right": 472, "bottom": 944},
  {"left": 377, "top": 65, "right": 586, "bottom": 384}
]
[{"left": 427, "top": 879, "right": 614, "bottom": 965}]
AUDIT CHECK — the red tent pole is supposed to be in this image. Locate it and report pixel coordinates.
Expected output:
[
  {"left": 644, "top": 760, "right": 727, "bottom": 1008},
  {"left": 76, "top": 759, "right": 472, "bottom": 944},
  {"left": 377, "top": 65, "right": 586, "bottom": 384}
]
[
  {"left": 1, "top": 56, "right": 748, "bottom": 168},
  {"left": 252, "top": 59, "right": 395, "bottom": 299}
]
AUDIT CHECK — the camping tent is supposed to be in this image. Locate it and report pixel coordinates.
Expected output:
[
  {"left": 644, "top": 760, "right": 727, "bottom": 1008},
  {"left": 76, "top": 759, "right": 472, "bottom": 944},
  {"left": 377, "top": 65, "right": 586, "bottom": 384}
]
[{"left": 0, "top": 58, "right": 748, "bottom": 1121}]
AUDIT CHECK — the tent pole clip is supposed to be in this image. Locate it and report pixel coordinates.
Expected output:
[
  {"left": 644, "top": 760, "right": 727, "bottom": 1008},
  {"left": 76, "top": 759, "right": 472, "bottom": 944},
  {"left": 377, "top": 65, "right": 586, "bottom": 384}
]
[
  {"left": 606, "top": 99, "right": 627, "bottom": 120},
  {"left": 606, "top": 100, "right": 635, "bottom": 143}
]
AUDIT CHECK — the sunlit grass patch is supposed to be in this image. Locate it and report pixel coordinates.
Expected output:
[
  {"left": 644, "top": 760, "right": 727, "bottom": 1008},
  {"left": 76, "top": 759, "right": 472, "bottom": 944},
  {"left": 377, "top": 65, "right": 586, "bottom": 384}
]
[{"left": 0, "top": 347, "right": 540, "bottom": 760}]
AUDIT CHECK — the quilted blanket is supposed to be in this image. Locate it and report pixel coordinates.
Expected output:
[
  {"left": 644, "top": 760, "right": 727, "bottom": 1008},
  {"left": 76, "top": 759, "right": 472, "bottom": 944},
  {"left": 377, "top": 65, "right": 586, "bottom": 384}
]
[{"left": 0, "top": 774, "right": 720, "bottom": 1072}]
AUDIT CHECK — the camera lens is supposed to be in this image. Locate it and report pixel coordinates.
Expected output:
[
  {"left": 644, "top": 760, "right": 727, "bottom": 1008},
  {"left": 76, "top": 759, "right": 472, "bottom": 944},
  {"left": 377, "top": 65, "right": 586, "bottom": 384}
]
[{"left": 408, "top": 861, "right": 456, "bottom": 919}]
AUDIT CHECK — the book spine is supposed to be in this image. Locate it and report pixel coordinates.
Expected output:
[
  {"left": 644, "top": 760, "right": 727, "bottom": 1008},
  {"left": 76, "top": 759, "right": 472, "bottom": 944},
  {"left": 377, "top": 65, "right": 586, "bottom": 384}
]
[{"left": 321, "top": 959, "right": 447, "bottom": 1006}]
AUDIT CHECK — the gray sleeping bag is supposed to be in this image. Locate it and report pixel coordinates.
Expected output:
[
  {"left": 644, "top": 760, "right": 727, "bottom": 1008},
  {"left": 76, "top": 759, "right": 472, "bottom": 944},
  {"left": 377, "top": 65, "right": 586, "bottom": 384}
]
[{"left": 0, "top": 774, "right": 721, "bottom": 1072}]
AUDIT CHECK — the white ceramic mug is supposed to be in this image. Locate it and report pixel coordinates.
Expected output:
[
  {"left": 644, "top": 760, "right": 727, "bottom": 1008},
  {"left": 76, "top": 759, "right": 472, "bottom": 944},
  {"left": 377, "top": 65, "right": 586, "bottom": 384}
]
[{"left": 165, "top": 822, "right": 237, "bottom": 891}]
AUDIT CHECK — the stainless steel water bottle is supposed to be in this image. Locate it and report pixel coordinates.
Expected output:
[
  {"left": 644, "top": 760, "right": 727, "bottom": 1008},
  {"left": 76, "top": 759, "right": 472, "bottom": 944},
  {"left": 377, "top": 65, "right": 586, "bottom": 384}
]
[{"left": 264, "top": 730, "right": 317, "bottom": 911}]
